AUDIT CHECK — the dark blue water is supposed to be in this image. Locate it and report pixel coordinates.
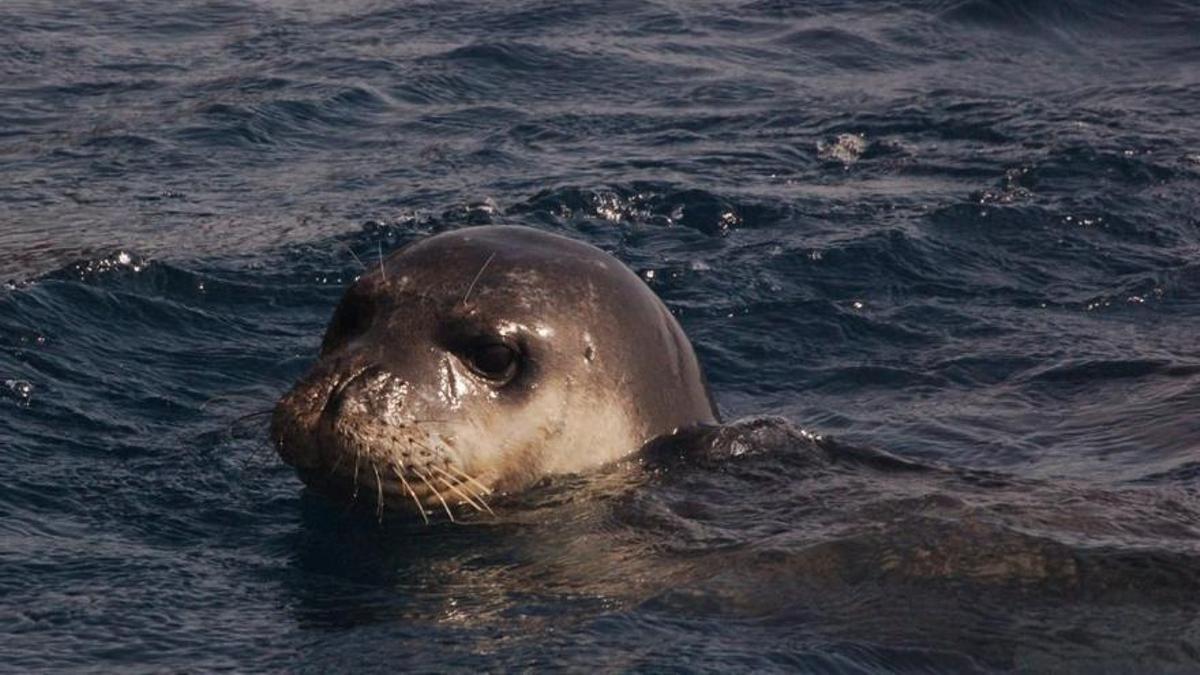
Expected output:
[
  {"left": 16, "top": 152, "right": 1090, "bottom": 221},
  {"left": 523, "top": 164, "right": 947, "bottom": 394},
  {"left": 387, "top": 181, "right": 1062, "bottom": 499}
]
[{"left": 3, "top": 0, "right": 1200, "bottom": 670}]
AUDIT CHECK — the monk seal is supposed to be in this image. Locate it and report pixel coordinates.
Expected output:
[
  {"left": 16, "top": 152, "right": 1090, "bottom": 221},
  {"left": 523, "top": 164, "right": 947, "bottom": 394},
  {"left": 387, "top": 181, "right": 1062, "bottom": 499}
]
[{"left": 270, "top": 225, "right": 718, "bottom": 519}]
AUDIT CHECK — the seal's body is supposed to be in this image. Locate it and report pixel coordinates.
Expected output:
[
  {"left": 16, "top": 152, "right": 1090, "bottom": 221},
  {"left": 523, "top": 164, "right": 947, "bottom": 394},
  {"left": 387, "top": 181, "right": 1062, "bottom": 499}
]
[{"left": 271, "top": 226, "right": 716, "bottom": 517}]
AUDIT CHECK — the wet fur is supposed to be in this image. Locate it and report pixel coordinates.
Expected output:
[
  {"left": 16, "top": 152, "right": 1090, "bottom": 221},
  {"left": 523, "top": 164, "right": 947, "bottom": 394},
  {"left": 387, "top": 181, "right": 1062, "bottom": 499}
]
[{"left": 271, "top": 226, "right": 716, "bottom": 520}]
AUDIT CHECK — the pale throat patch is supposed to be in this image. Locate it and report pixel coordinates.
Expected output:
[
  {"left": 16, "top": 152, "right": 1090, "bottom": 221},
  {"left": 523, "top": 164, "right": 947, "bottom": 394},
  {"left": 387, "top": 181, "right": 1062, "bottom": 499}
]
[{"left": 443, "top": 383, "right": 637, "bottom": 492}]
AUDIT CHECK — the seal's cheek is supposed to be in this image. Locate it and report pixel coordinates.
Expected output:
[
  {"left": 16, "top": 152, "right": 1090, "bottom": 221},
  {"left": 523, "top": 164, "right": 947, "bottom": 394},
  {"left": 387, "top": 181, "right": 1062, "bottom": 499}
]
[{"left": 460, "top": 385, "right": 637, "bottom": 494}]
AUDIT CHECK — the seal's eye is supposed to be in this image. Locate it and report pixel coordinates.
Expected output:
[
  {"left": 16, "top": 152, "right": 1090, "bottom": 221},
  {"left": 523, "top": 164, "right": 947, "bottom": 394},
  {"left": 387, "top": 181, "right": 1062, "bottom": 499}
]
[{"left": 464, "top": 341, "right": 519, "bottom": 382}]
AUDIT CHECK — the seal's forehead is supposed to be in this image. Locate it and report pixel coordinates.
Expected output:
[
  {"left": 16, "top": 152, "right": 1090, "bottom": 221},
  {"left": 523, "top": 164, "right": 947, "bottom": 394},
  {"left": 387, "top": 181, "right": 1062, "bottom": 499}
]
[
  {"left": 406, "top": 226, "right": 616, "bottom": 267},
  {"left": 381, "top": 226, "right": 624, "bottom": 301}
]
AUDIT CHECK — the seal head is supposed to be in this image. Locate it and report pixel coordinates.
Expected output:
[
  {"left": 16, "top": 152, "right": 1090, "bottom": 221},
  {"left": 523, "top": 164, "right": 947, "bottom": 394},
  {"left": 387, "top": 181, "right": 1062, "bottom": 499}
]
[{"left": 271, "top": 225, "right": 717, "bottom": 515}]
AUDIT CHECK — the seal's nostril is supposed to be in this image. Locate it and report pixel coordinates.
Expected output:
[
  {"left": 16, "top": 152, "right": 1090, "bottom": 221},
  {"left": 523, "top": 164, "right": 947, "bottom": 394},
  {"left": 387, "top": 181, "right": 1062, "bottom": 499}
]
[
  {"left": 324, "top": 365, "right": 388, "bottom": 419},
  {"left": 350, "top": 365, "right": 387, "bottom": 386},
  {"left": 324, "top": 362, "right": 408, "bottom": 420}
]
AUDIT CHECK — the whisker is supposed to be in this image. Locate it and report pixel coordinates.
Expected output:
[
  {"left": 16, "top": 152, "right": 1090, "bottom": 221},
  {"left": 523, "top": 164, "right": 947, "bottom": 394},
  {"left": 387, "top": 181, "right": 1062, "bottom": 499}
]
[
  {"left": 377, "top": 241, "right": 387, "bottom": 283},
  {"left": 392, "top": 464, "right": 429, "bottom": 525},
  {"left": 221, "top": 408, "right": 274, "bottom": 442},
  {"left": 398, "top": 436, "right": 484, "bottom": 520},
  {"left": 417, "top": 471, "right": 456, "bottom": 523},
  {"left": 432, "top": 465, "right": 494, "bottom": 515},
  {"left": 351, "top": 451, "right": 361, "bottom": 503},
  {"left": 406, "top": 436, "right": 435, "bottom": 457},
  {"left": 461, "top": 251, "right": 496, "bottom": 306},
  {"left": 346, "top": 245, "right": 367, "bottom": 271},
  {"left": 372, "top": 464, "right": 384, "bottom": 522},
  {"left": 329, "top": 450, "right": 347, "bottom": 476},
  {"left": 432, "top": 471, "right": 485, "bottom": 514},
  {"left": 202, "top": 395, "right": 269, "bottom": 413},
  {"left": 231, "top": 409, "right": 273, "bottom": 424},
  {"left": 404, "top": 439, "right": 491, "bottom": 511},
  {"left": 444, "top": 463, "right": 493, "bottom": 496}
]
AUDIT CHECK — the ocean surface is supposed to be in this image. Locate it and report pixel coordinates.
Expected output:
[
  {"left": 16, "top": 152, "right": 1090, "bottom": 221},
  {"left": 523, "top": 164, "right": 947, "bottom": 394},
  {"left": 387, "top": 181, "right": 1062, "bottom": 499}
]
[{"left": 2, "top": 0, "right": 1199, "bottom": 671}]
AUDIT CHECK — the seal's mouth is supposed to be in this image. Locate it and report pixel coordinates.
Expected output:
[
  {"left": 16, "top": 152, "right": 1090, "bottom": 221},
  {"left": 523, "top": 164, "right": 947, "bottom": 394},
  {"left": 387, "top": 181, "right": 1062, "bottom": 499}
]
[
  {"left": 270, "top": 362, "right": 497, "bottom": 522},
  {"left": 295, "top": 453, "right": 496, "bottom": 523}
]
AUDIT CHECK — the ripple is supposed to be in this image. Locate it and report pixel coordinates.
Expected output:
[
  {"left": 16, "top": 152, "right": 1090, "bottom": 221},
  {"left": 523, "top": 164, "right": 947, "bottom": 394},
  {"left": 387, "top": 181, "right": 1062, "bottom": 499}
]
[
  {"left": 940, "top": 0, "right": 1199, "bottom": 39},
  {"left": 509, "top": 184, "right": 784, "bottom": 235},
  {"left": 176, "top": 84, "right": 391, "bottom": 149},
  {"left": 2, "top": 0, "right": 1200, "bottom": 669}
]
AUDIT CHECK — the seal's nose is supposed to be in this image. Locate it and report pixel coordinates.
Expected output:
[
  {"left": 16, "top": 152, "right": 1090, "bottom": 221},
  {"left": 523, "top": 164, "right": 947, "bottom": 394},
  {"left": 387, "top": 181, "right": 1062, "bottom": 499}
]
[{"left": 322, "top": 364, "right": 410, "bottom": 423}]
